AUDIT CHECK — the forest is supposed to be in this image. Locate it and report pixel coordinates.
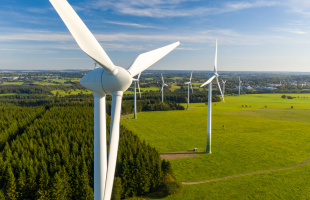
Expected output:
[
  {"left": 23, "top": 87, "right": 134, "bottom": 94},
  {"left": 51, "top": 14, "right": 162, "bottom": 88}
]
[{"left": 0, "top": 105, "right": 178, "bottom": 199}]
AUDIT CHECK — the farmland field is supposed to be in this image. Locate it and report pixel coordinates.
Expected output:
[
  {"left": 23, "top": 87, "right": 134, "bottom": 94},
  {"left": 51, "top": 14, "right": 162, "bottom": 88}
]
[
  {"left": 51, "top": 89, "right": 92, "bottom": 96},
  {"left": 2, "top": 82, "right": 24, "bottom": 85},
  {"left": 121, "top": 93, "right": 310, "bottom": 199}
]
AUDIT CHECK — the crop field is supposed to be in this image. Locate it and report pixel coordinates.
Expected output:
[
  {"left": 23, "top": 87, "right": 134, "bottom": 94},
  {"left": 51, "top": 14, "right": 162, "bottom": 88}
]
[
  {"left": 121, "top": 93, "right": 310, "bottom": 199},
  {"left": 0, "top": 93, "right": 17, "bottom": 96},
  {"left": 2, "top": 82, "right": 24, "bottom": 85},
  {"left": 51, "top": 89, "right": 91, "bottom": 96}
]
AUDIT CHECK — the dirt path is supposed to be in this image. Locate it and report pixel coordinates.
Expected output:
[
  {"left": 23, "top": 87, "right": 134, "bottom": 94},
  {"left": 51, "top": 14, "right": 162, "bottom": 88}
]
[
  {"left": 160, "top": 151, "right": 204, "bottom": 160},
  {"left": 182, "top": 156, "right": 310, "bottom": 185}
]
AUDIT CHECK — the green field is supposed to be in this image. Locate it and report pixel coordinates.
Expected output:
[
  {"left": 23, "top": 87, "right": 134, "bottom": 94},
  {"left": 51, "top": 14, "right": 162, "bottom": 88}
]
[
  {"left": 121, "top": 94, "right": 310, "bottom": 199},
  {"left": 0, "top": 93, "right": 17, "bottom": 96},
  {"left": 2, "top": 82, "right": 24, "bottom": 85},
  {"left": 51, "top": 89, "right": 92, "bottom": 96}
]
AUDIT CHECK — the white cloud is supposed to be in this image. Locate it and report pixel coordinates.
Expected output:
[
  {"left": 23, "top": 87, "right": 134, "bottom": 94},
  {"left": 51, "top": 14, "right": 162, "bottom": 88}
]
[
  {"left": 103, "top": 20, "right": 161, "bottom": 29},
  {"left": 283, "top": 0, "right": 310, "bottom": 16},
  {"left": 274, "top": 28, "right": 307, "bottom": 34},
  {"left": 89, "top": 0, "right": 278, "bottom": 18}
]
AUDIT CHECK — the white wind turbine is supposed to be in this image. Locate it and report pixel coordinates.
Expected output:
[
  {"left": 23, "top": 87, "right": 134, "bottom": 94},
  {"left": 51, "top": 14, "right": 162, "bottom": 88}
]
[
  {"left": 160, "top": 74, "right": 168, "bottom": 102},
  {"left": 222, "top": 80, "right": 226, "bottom": 100},
  {"left": 184, "top": 71, "right": 193, "bottom": 109},
  {"left": 239, "top": 77, "right": 242, "bottom": 96},
  {"left": 200, "top": 40, "right": 224, "bottom": 154},
  {"left": 132, "top": 73, "right": 141, "bottom": 119},
  {"left": 49, "top": 1, "right": 180, "bottom": 200}
]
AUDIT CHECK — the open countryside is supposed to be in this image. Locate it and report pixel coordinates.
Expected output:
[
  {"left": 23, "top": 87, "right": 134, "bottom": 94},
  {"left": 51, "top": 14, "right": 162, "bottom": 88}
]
[
  {"left": 1, "top": 71, "right": 310, "bottom": 199},
  {"left": 2, "top": 0, "right": 310, "bottom": 198}
]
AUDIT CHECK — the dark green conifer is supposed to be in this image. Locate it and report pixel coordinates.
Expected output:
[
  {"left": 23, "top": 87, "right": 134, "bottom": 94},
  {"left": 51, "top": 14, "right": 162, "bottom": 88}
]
[
  {"left": 49, "top": 172, "right": 66, "bottom": 200},
  {"left": 5, "top": 166, "right": 17, "bottom": 200}
]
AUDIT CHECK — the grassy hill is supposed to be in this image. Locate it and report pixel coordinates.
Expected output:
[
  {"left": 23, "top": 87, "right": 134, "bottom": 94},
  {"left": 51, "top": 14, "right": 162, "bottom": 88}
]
[{"left": 121, "top": 94, "right": 310, "bottom": 199}]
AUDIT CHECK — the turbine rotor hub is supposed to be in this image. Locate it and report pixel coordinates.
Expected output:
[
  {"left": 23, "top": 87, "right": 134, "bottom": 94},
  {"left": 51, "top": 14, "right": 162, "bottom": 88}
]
[{"left": 80, "top": 66, "right": 132, "bottom": 96}]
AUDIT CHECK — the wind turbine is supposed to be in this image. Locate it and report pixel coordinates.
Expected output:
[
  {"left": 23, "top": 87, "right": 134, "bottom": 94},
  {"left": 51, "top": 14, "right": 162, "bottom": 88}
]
[
  {"left": 239, "top": 77, "right": 242, "bottom": 96},
  {"left": 200, "top": 40, "right": 224, "bottom": 154},
  {"left": 49, "top": 1, "right": 180, "bottom": 200},
  {"left": 184, "top": 71, "right": 193, "bottom": 109},
  {"left": 132, "top": 73, "right": 141, "bottom": 119},
  {"left": 160, "top": 74, "right": 168, "bottom": 102},
  {"left": 222, "top": 80, "right": 226, "bottom": 100}
]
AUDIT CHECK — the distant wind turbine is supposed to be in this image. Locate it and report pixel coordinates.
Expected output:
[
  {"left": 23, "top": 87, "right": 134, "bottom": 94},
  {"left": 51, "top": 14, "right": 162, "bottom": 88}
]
[
  {"left": 200, "top": 40, "right": 224, "bottom": 154},
  {"left": 132, "top": 73, "right": 141, "bottom": 119},
  {"left": 49, "top": 0, "right": 180, "bottom": 199},
  {"left": 239, "top": 77, "right": 242, "bottom": 96},
  {"left": 160, "top": 74, "right": 168, "bottom": 102},
  {"left": 222, "top": 80, "right": 226, "bottom": 100},
  {"left": 184, "top": 71, "right": 193, "bottom": 109}
]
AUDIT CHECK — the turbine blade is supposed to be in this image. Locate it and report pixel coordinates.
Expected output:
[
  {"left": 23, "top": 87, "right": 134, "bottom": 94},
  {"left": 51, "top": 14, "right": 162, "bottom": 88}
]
[
  {"left": 200, "top": 75, "right": 216, "bottom": 87},
  {"left": 161, "top": 74, "right": 164, "bottom": 83},
  {"left": 137, "top": 73, "right": 141, "bottom": 80},
  {"left": 49, "top": 0, "right": 116, "bottom": 73},
  {"left": 190, "top": 71, "right": 193, "bottom": 82},
  {"left": 104, "top": 91, "right": 123, "bottom": 200},
  {"left": 216, "top": 77, "right": 225, "bottom": 102},
  {"left": 127, "top": 42, "right": 180, "bottom": 77},
  {"left": 214, "top": 39, "right": 217, "bottom": 73},
  {"left": 160, "top": 86, "right": 163, "bottom": 92}
]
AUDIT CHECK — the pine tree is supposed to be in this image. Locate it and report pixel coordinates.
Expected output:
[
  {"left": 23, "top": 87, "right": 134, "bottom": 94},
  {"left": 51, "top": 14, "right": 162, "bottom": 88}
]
[
  {"left": 80, "top": 161, "right": 93, "bottom": 199},
  {"left": 0, "top": 190, "right": 5, "bottom": 200},
  {"left": 49, "top": 172, "right": 66, "bottom": 200},
  {"left": 5, "top": 165, "right": 17, "bottom": 200},
  {"left": 16, "top": 169, "right": 26, "bottom": 199}
]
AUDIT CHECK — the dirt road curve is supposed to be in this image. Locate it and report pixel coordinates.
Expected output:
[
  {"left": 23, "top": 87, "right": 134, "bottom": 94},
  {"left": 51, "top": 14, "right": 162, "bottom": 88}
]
[{"left": 182, "top": 156, "right": 310, "bottom": 185}]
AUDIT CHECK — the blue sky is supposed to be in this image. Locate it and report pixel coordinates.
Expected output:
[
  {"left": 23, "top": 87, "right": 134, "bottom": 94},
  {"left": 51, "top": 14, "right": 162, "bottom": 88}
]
[{"left": 0, "top": 0, "right": 310, "bottom": 71}]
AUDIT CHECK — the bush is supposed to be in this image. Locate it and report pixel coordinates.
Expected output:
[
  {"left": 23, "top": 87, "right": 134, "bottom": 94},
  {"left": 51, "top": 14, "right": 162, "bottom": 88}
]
[
  {"left": 164, "top": 180, "right": 183, "bottom": 195},
  {"left": 163, "top": 173, "right": 175, "bottom": 185}
]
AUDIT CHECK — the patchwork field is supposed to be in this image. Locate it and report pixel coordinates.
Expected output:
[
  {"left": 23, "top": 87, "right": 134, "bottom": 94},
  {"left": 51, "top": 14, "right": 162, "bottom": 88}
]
[{"left": 121, "top": 94, "right": 310, "bottom": 199}]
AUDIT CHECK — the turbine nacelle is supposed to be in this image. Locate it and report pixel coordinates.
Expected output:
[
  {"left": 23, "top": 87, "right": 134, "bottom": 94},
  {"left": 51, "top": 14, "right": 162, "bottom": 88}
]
[{"left": 80, "top": 67, "right": 132, "bottom": 96}]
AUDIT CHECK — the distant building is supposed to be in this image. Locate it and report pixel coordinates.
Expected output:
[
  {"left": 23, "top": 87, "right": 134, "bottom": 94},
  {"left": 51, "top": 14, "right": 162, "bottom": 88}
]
[
  {"left": 234, "top": 86, "right": 253, "bottom": 90},
  {"left": 254, "top": 86, "right": 277, "bottom": 90}
]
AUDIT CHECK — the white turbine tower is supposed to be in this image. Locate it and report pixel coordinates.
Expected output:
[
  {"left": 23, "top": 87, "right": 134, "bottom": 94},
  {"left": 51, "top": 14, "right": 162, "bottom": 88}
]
[
  {"left": 184, "top": 71, "right": 193, "bottom": 109},
  {"left": 239, "top": 77, "right": 242, "bottom": 96},
  {"left": 200, "top": 40, "right": 224, "bottom": 154},
  {"left": 222, "top": 80, "right": 226, "bottom": 100},
  {"left": 160, "top": 74, "right": 168, "bottom": 102},
  {"left": 132, "top": 73, "right": 141, "bottom": 119},
  {"left": 49, "top": 1, "right": 180, "bottom": 199}
]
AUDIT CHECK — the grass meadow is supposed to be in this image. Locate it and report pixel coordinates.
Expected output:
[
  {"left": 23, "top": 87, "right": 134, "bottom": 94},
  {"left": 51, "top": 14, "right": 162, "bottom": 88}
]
[
  {"left": 121, "top": 93, "right": 310, "bottom": 199},
  {"left": 2, "top": 82, "right": 24, "bottom": 85}
]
